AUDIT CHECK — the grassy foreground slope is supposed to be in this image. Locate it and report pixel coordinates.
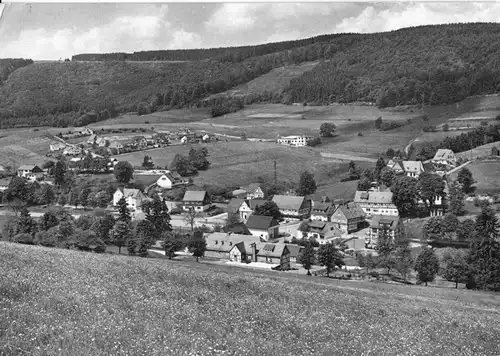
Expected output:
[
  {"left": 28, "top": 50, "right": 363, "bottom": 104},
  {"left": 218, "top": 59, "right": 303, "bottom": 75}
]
[{"left": 1, "top": 243, "right": 500, "bottom": 356}]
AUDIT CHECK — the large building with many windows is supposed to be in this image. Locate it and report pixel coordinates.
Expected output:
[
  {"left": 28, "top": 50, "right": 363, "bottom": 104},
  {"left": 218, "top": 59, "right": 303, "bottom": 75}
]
[{"left": 276, "top": 135, "right": 314, "bottom": 147}]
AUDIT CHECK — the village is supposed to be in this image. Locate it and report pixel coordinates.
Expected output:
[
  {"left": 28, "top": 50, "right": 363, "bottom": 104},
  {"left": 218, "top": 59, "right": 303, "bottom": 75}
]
[{"left": 0, "top": 122, "right": 478, "bottom": 274}]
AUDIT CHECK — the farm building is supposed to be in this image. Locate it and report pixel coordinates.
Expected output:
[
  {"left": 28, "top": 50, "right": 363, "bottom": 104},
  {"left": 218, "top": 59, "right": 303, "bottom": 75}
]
[
  {"left": 182, "top": 190, "right": 211, "bottom": 212},
  {"left": 353, "top": 191, "right": 398, "bottom": 217},
  {"left": 432, "top": 149, "right": 457, "bottom": 166},
  {"left": 63, "top": 146, "right": 83, "bottom": 156},
  {"left": 299, "top": 220, "right": 342, "bottom": 244},
  {"left": 330, "top": 202, "right": 366, "bottom": 234},
  {"left": 205, "top": 232, "right": 261, "bottom": 260},
  {"left": 401, "top": 161, "right": 425, "bottom": 178},
  {"left": 310, "top": 199, "right": 336, "bottom": 222},
  {"left": 272, "top": 195, "right": 311, "bottom": 220},
  {"left": 242, "top": 183, "right": 267, "bottom": 200},
  {"left": 17, "top": 164, "right": 43, "bottom": 178},
  {"left": 245, "top": 215, "right": 280, "bottom": 241},
  {"left": 113, "top": 188, "right": 148, "bottom": 211},
  {"left": 49, "top": 141, "right": 67, "bottom": 152},
  {"left": 276, "top": 135, "right": 314, "bottom": 147},
  {"left": 368, "top": 215, "right": 403, "bottom": 247}
]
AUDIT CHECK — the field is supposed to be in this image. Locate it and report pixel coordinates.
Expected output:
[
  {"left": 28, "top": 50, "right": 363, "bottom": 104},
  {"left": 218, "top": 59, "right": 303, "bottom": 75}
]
[
  {"left": 456, "top": 142, "right": 500, "bottom": 160},
  {"left": 449, "top": 160, "right": 500, "bottom": 195},
  {"left": 1, "top": 242, "right": 500, "bottom": 355}
]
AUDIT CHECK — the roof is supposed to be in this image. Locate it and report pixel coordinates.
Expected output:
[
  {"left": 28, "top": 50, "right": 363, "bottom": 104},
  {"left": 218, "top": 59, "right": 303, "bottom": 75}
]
[
  {"left": 232, "top": 189, "right": 247, "bottom": 196},
  {"left": 354, "top": 191, "right": 393, "bottom": 205},
  {"left": 246, "top": 183, "right": 265, "bottom": 195},
  {"left": 308, "top": 221, "right": 342, "bottom": 237},
  {"left": 183, "top": 190, "right": 207, "bottom": 202},
  {"left": 227, "top": 198, "right": 245, "bottom": 213},
  {"left": 205, "top": 232, "right": 261, "bottom": 253},
  {"left": 245, "top": 215, "right": 279, "bottom": 230},
  {"left": 401, "top": 161, "right": 424, "bottom": 173},
  {"left": 18, "top": 164, "right": 39, "bottom": 171},
  {"left": 370, "top": 215, "right": 400, "bottom": 230},
  {"left": 117, "top": 188, "right": 143, "bottom": 199},
  {"left": 311, "top": 201, "right": 336, "bottom": 216},
  {"left": 272, "top": 195, "right": 306, "bottom": 211},
  {"left": 246, "top": 199, "right": 266, "bottom": 210},
  {"left": 334, "top": 202, "right": 366, "bottom": 220},
  {"left": 285, "top": 244, "right": 303, "bottom": 258},
  {"left": 134, "top": 174, "right": 162, "bottom": 187},
  {"left": 256, "top": 243, "right": 289, "bottom": 258},
  {"left": 433, "top": 149, "right": 455, "bottom": 160}
]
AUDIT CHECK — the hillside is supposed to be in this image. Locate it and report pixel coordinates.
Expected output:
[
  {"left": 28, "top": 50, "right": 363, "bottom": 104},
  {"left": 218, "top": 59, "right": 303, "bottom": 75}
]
[
  {"left": 3, "top": 23, "right": 500, "bottom": 128},
  {"left": 1, "top": 242, "right": 500, "bottom": 355}
]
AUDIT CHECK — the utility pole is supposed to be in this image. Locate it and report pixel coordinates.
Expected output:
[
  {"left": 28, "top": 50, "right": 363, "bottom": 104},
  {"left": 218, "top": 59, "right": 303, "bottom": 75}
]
[{"left": 274, "top": 160, "right": 277, "bottom": 185}]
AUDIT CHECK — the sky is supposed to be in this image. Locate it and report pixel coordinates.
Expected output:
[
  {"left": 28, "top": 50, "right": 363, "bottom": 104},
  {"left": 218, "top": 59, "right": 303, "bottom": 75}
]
[{"left": 1, "top": 2, "right": 500, "bottom": 60}]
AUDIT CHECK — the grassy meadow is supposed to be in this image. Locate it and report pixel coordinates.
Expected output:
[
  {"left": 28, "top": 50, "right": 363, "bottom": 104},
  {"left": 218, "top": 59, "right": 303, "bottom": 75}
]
[
  {"left": 1, "top": 242, "right": 500, "bottom": 356},
  {"left": 449, "top": 160, "right": 500, "bottom": 195}
]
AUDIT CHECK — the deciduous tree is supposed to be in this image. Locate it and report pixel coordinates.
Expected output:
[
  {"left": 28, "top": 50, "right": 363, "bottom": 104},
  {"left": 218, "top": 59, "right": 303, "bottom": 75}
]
[
  {"left": 297, "top": 171, "right": 317, "bottom": 196},
  {"left": 188, "top": 234, "right": 207, "bottom": 262},
  {"left": 254, "top": 201, "right": 282, "bottom": 220},
  {"left": 317, "top": 243, "right": 344, "bottom": 277},
  {"left": 319, "top": 122, "right": 336, "bottom": 137},
  {"left": 414, "top": 247, "right": 440, "bottom": 286},
  {"left": 448, "top": 180, "right": 465, "bottom": 216},
  {"left": 391, "top": 175, "right": 418, "bottom": 217},
  {"left": 298, "top": 241, "right": 316, "bottom": 275},
  {"left": 114, "top": 161, "right": 134, "bottom": 184},
  {"left": 457, "top": 167, "right": 474, "bottom": 194}
]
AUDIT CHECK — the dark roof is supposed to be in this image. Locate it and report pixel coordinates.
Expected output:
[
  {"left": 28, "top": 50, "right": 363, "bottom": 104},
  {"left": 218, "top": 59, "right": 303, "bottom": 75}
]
[
  {"left": 227, "top": 198, "right": 245, "bottom": 213},
  {"left": 335, "top": 202, "right": 365, "bottom": 220},
  {"left": 245, "top": 215, "right": 279, "bottom": 230},
  {"left": 311, "top": 201, "right": 336, "bottom": 216},
  {"left": 272, "top": 195, "right": 306, "bottom": 211},
  {"left": 134, "top": 174, "right": 161, "bottom": 187},
  {"left": 255, "top": 243, "right": 289, "bottom": 258},
  {"left": 285, "top": 244, "right": 303, "bottom": 258},
  {"left": 246, "top": 199, "right": 266, "bottom": 210},
  {"left": 370, "top": 215, "right": 400, "bottom": 230},
  {"left": 246, "top": 183, "right": 265, "bottom": 195},
  {"left": 224, "top": 223, "right": 251, "bottom": 235}
]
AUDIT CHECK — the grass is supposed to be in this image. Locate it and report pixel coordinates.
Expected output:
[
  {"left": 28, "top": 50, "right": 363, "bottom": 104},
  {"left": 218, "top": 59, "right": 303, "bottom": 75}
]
[
  {"left": 456, "top": 142, "right": 500, "bottom": 160},
  {"left": 1, "top": 242, "right": 500, "bottom": 355},
  {"left": 449, "top": 161, "right": 500, "bottom": 194}
]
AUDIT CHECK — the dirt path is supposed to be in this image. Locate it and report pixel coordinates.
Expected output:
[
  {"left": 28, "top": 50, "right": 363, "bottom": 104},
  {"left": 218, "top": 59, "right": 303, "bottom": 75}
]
[{"left": 445, "top": 160, "right": 471, "bottom": 176}]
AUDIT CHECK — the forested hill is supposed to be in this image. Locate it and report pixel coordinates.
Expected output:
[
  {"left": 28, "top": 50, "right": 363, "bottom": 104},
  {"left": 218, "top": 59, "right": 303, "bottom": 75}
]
[
  {"left": 2, "top": 23, "right": 500, "bottom": 128},
  {"left": 0, "top": 59, "right": 34, "bottom": 84}
]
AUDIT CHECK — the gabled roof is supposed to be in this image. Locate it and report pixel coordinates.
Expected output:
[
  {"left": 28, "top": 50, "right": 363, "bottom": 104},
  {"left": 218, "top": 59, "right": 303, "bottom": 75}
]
[
  {"left": 245, "top": 215, "right": 279, "bottom": 230},
  {"left": 334, "top": 202, "right": 366, "bottom": 220},
  {"left": 134, "top": 174, "right": 162, "bottom": 187},
  {"left": 205, "top": 232, "right": 261, "bottom": 253},
  {"left": 308, "top": 221, "right": 342, "bottom": 237},
  {"left": 401, "top": 161, "right": 424, "bottom": 173},
  {"left": 272, "top": 195, "right": 306, "bottom": 211},
  {"left": 311, "top": 201, "right": 336, "bottom": 216},
  {"left": 18, "top": 164, "right": 40, "bottom": 171},
  {"left": 285, "top": 244, "right": 303, "bottom": 258},
  {"left": 183, "top": 190, "right": 207, "bottom": 202},
  {"left": 227, "top": 198, "right": 245, "bottom": 213},
  {"left": 354, "top": 191, "right": 394, "bottom": 205},
  {"left": 255, "top": 243, "right": 289, "bottom": 258},
  {"left": 246, "top": 199, "right": 266, "bottom": 210},
  {"left": 433, "top": 149, "right": 455, "bottom": 160},
  {"left": 246, "top": 183, "right": 265, "bottom": 195},
  {"left": 370, "top": 215, "right": 400, "bottom": 230}
]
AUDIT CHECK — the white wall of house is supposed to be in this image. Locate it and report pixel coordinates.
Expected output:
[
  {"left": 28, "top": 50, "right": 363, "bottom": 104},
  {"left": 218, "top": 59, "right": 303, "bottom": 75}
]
[
  {"left": 248, "top": 228, "right": 270, "bottom": 240},
  {"left": 229, "top": 247, "right": 242, "bottom": 262},
  {"left": 310, "top": 213, "right": 328, "bottom": 222},
  {"left": 156, "top": 175, "right": 173, "bottom": 189},
  {"left": 183, "top": 204, "right": 210, "bottom": 212},
  {"left": 113, "top": 190, "right": 124, "bottom": 206}
]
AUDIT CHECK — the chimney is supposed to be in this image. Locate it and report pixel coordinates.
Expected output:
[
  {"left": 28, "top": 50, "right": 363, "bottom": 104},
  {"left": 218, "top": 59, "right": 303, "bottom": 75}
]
[{"left": 251, "top": 242, "right": 257, "bottom": 262}]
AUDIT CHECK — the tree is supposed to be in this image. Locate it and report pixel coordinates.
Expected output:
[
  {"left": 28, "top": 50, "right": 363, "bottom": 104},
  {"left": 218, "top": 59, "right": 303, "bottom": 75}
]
[
  {"left": 298, "top": 241, "right": 316, "bottom": 275},
  {"left": 417, "top": 173, "right": 445, "bottom": 212},
  {"left": 135, "top": 220, "right": 157, "bottom": 250},
  {"left": 391, "top": 176, "right": 418, "bottom": 217},
  {"left": 4, "top": 176, "right": 28, "bottom": 209},
  {"left": 36, "top": 184, "right": 55, "bottom": 206},
  {"left": 441, "top": 249, "right": 469, "bottom": 288},
  {"left": 374, "top": 157, "right": 386, "bottom": 180},
  {"left": 114, "top": 161, "right": 134, "bottom": 184},
  {"left": 379, "top": 167, "right": 395, "bottom": 187},
  {"left": 423, "top": 216, "right": 444, "bottom": 239},
  {"left": 414, "top": 248, "right": 440, "bottom": 286},
  {"left": 475, "top": 205, "right": 500, "bottom": 240},
  {"left": 375, "top": 116, "right": 383, "bottom": 129},
  {"left": 188, "top": 235, "right": 207, "bottom": 262},
  {"left": 76, "top": 214, "right": 94, "bottom": 231},
  {"left": 142, "top": 196, "right": 172, "bottom": 238},
  {"left": 162, "top": 231, "right": 185, "bottom": 259},
  {"left": 357, "top": 177, "right": 372, "bottom": 191},
  {"left": 457, "top": 167, "right": 474, "bottom": 194},
  {"left": 93, "top": 191, "right": 110, "bottom": 209},
  {"left": 467, "top": 237, "right": 500, "bottom": 291},
  {"left": 386, "top": 148, "right": 395, "bottom": 157},
  {"left": 448, "top": 180, "right": 465, "bottom": 216},
  {"left": 442, "top": 213, "right": 459, "bottom": 233},
  {"left": 117, "top": 196, "right": 131, "bottom": 223},
  {"left": 393, "top": 237, "right": 414, "bottom": 282},
  {"left": 127, "top": 231, "right": 137, "bottom": 256},
  {"left": 376, "top": 227, "right": 396, "bottom": 274},
  {"left": 297, "top": 171, "right": 317, "bottom": 196},
  {"left": 317, "top": 243, "right": 344, "bottom": 277},
  {"left": 90, "top": 212, "right": 115, "bottom": 244},
  {"left": 39, "top": 210, "right": 59, "bottom": 231},
  {"left": 169, "top": 154, "right": 197, "bottom": 176},
  {"left": 319, "top": 122, "right": 336, "bottom": 137},
  {"left": 442, "top": 123, "right": 449, "bottom": 132},
  {"left": 189, "top": 148, "right": 211, "bottom": 171},
  {"left": 456, "top": 219, "right": 475, "bottom": 242},
  {"left": 184, "top": 208, "right": 199, "bottom": 232},
  {"left": 78, "top": 185, "right": 92, "bottom": 208},
  {"left": 17, "top": 207, "right": 37, "bottom": 236},
  {"left": 142, "top": 155, "right": 154, "bottom": 169},
  {"left": 54, "top": 160, "right": 67, "bottom": 187},
  {"left": 254, "top": 201, "right": 282, "bottom": 220}
]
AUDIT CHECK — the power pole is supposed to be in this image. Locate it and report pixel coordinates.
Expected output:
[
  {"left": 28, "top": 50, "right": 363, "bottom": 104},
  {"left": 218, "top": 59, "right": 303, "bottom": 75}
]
[{"left": 274, "top": 160, "right": 277, "bottom": 185}]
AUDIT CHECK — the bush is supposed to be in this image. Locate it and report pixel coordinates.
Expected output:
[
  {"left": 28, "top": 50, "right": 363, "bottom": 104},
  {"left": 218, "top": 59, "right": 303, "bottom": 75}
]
[
  {"left": 357, "top": 132, "right": 363, "bottom": 137},
  {"left": 369, "top": 271, "right": 380, "bottom": 278},
  {"left": 380, "top": 121, "right": 404, "bottom": 131}
]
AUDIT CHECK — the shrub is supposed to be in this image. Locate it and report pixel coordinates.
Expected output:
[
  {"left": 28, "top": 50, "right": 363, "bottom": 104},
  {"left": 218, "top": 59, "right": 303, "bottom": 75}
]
[
  {"left": 357, "top": 132, "right": 363, "bottom": 137},
  {"left": 380, "top": 121, "right": 404, "bottom": 131}
]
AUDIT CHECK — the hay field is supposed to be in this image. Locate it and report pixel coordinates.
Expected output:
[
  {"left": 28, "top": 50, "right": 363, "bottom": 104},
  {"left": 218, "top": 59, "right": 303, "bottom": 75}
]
[
  {"left": 449, "top": 160, "right": 500, "bottom": 194},
  {"left": 1, "top": 242, "right": 499, "bottom": 356}
]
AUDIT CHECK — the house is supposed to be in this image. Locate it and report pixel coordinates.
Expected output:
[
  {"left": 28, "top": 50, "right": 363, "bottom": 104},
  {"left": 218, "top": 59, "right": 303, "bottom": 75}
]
[
  {"left": 386, "top": 159, "right": 404, "bottom": 174},
  {"left": 202, "top": 133, "right": 217, "bottom": 142},
  {"left": 286, "top": 244, "right": 303, "bottom": 262},
  {"left": 75, "top": 127, "right": 93, "bottom": 136},
  {"left": 49, "top": 141, "right": 67, "bottom": 152},
  {"left": 277, "top": 135, "right": 314, "bottom": 147},
  {"left": 86, "top": 134, "right": 98, "bottom": 145},
  {"left": 17, "top": 164, "right": 43, "bottom": 178},
  {"left": 232, "top": 189, "right": 247, "bottom": 199},
  {"left": 26, "top": 172, "right": 45, "bottom": 182},
  {"left": 63, "top": 146, "right": 83, "bottom": 156},
  {"left": 401, "top": 161, "right": 425, "bottom": 178},
  {"left": 272, "top": 195, "right": 311, "bottom": 220},
  {"left": 205, "top": 232, "right": 261, "bottom": 260},
  {"left": 238, "top": 199, "right": 266, "bottom": 222},
  {"left": 227, "top": 198, "right": 246, "bottom": 222},
  {"left": 368, "top": 215, "right": 402, "bottom": 247},
  {"left": 245, "top": 215, "right": 280, "bottom": 241},
  {"left": 108, "top": 141, "right": 124, "bottom": 152},
  {"left": 255, "top": 243, "right": 291, "bottom": 268},
  {"left": 417, "top": 180, "right": 449, "bottom": 217},
  {"left": 300, "top": 220, "right": 342, "bottom": 244},
  {"left": 243, "top": 183, "right": 266, "bottom": 200},
  {"left": 182, "top": 190, "right": 211, "bottom": 212},
  {"left": 310, "top": 200, "right": 336, "bottom": 221},
  {"left": 41, "top": 177, "right": 55, "bottom": 186},
  {"left": 113, "top": 188, "right": 147, "bottom": 211},
  {"left": 330, "top": 202, "right": 366, "bottom": 234},
  {"left": 152, "top": 133, "right": 170, "bottom": 145},
  {"left": 353, "top": 191, "right": 398, "bottom": 217},
  {"left": 132, "top": 136, "right": 148, "bottom": 149},
  {"left": 136, "top": 173, "right": 187, "bottom": 192},
  {"left": 0, "top": 178, "right": 10, "bottom": 191},
  {"left": 180, "top": 133, "right": 201, "bottom": 144},
  {"left": 432, "top": 149, "right": 457, "bottom": 166}
]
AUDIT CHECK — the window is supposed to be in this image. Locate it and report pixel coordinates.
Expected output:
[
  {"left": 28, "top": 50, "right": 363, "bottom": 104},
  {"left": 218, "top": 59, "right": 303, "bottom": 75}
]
[
  {"left": 221, "top": 241, "right": 224, "bottom": 245},
  {"left": 215, "top": 241, "right": 218, "bottom": 245},
  {"left": 229, "top": 242, "right": 233, "bottom": 246}
]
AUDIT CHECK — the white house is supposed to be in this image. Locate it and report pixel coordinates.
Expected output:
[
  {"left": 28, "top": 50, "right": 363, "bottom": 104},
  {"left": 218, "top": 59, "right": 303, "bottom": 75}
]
[
  {"left": 243, "top": 183, "right": 266, "bottom": 200},
  {"left": 182, "top": 190, "right": 211, "bottom": 212},
  {"left": 245, "top": 215, "right": 280, "bottom": 241},
  {"left": 432, "top": 149, "right": 457, "bottom": 166},
  {"left": 277, "top": 135, "right": 314, "bottom": 147},
  {"left": 17, "top": 164, "right": 43, "bottom": 178},
  {"left": 75, "top": 127, "right": 93, "bottom": 136},
  {"left": 113, "top": 188, "right": 147, "bottom": 211},
  {"left": 49, "top": 141, "right": 67, "bottom": 152},
  {"left": 272, "top": 195, "right": 311, "bottom": 220},
  {"left": 353, "top": 191, "right": 399, "bottom": 217},
  {"left": 401, "top": 161, "right": 425, "bottom": 178},
  {"left": 63, "top": 146, "right": 83, "bottom": 156}
]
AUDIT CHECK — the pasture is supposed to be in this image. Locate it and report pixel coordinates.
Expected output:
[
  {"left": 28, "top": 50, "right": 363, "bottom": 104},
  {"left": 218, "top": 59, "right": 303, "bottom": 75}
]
[
  {"left": 1, "top": 242, "right": 499, "bottom": 356},
  {"left": 449, "top": 160, "right": 500, "bottom": 194}
]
